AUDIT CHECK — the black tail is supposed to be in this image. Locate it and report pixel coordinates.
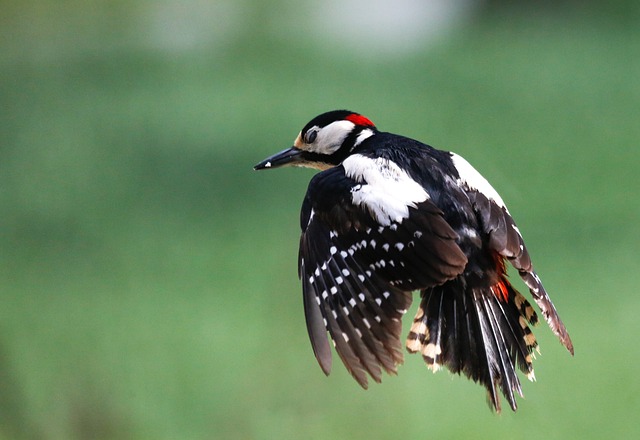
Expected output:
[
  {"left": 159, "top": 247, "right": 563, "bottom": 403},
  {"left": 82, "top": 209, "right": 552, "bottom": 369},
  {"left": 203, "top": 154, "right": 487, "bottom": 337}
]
[{"left": 406, "top": 276, "right": 539, "bottom": 412}]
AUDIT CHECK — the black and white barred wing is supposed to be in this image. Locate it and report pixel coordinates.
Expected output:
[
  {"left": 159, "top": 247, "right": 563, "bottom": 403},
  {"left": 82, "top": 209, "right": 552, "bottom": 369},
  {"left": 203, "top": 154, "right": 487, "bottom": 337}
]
[
  {"left": 300, "top": 219, "right": 411, "bottom": 388},
  {"left": 451, "top": 153, "right": 574, "bottom": 354},
  {"left": 299, "top": 159, "right": 467, "bottom": 387}
]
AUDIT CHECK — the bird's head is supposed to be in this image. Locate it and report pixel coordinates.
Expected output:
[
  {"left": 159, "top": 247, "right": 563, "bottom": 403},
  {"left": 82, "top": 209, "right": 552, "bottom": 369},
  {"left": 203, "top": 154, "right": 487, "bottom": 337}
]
[{"left": 254, "top": 110, "right": 377, "bottom": 171}]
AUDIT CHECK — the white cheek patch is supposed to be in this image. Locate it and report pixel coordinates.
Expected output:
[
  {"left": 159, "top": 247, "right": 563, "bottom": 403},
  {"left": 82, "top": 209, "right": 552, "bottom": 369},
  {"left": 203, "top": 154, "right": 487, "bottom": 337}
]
[
  {"left": 450, "top": 153, "right": 507, "bottom": 210},
  {"left": 307, "top": 120, "right": 355, "bottom": 155},
  {"left": 343, "top": 154, "right": 429, "bottom": 226}
]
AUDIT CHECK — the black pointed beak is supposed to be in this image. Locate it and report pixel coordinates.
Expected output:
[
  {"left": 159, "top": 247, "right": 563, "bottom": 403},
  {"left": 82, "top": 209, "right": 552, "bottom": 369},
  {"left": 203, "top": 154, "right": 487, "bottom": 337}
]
[{"left": 254, "top": 147, "right": 304, "bottom": 170}]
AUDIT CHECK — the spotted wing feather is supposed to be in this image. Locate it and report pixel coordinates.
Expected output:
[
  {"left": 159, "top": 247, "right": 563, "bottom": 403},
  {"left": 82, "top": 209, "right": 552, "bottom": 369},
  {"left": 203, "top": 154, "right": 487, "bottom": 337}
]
[{"left": 300, "top": 217, "right": 411, "bottom": 387}]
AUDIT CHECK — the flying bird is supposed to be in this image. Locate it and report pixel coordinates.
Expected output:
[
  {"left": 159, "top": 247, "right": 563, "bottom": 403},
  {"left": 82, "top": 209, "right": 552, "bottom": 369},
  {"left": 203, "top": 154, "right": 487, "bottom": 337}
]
[{"left": 254, "top": 110, "right": 573, "bottom": 412}]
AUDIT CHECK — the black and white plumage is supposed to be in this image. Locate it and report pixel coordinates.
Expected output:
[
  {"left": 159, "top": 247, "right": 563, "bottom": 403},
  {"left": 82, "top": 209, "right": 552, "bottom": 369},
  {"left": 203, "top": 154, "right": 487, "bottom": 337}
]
[{"left": 255, "top": 110, "right": 573, "bottom": 412}]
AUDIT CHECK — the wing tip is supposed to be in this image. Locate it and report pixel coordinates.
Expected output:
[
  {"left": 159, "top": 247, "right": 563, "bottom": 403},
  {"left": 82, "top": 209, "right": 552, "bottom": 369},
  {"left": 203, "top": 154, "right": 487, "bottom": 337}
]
[{"left": 316, "top": 352, "right": 333, "bottom": 376}]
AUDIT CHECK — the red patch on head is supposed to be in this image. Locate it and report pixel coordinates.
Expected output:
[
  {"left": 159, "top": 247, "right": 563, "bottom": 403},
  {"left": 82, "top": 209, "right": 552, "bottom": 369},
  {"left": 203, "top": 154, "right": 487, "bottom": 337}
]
[{"left": 345, "top": 113, "right": 375, "bottom": 127}]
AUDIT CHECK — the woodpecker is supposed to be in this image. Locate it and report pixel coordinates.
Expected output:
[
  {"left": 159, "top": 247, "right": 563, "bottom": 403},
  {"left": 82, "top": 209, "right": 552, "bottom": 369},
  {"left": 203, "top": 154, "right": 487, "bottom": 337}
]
[{"left": 254, "top": 110, "right": 573, "bottom": 412}]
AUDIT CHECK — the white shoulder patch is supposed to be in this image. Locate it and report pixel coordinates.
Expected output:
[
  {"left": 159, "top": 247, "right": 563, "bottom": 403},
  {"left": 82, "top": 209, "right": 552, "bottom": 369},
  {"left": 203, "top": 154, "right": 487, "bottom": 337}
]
[
  {"left": 450, "top": 153, "right": 507, "bottom": 209},
  {"left": 343, "top": 154, "right": 429, "bottom": 226}
]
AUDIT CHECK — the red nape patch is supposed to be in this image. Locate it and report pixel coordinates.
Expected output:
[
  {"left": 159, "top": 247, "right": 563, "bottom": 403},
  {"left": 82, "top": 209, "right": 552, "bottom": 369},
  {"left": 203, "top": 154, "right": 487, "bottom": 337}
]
[
  {"left": 345, "top": 113, "right": 375, "bottom": 127},
  {"left": 491, "top": 282, "right": 510, "bottom": 302}
]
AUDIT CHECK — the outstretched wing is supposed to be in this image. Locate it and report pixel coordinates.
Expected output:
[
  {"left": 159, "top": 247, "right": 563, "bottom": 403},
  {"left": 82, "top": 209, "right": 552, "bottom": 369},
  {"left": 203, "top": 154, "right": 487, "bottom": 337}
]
[
  {"left": 451, "top": 153, "right": 574, "bottom": 354},
  {"left": 299, "top": 161, "right": 468, "bottom": 387}
]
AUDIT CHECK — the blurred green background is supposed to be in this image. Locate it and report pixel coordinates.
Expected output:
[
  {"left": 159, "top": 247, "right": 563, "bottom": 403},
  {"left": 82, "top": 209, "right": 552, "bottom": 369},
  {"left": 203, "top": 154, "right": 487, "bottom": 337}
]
[{"left": 1, "top": 1, "right": 639, "bottom": 439}]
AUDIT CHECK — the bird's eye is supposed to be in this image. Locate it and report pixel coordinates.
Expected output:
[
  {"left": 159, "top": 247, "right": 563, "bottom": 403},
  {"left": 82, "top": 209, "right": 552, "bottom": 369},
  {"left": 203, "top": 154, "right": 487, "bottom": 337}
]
[{"left": 304, "top": 130, "right": 318, "bottom": 144}]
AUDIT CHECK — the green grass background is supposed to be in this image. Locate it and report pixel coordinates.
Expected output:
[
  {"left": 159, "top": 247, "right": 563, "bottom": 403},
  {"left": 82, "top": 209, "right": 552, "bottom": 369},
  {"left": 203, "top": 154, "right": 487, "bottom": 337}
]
[{"left": 1, "top": 2, "right": 639, "bottom": 439}]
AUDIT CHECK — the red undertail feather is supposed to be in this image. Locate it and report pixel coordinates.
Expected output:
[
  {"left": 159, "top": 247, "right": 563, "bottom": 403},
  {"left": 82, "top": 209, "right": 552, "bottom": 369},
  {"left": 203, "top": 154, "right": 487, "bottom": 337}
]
[{"left": 491, "top": 281, "right": 510, "bottom": 302}]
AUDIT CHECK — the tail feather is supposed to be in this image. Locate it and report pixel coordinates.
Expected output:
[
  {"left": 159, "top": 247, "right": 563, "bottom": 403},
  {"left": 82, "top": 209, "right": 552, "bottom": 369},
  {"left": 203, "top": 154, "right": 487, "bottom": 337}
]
[
  {"left": 406, "top": 276, "right": 539, "bottom": 412},
  {"left": 474, "top": 288, "right": 523, "bottom": 411}
]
